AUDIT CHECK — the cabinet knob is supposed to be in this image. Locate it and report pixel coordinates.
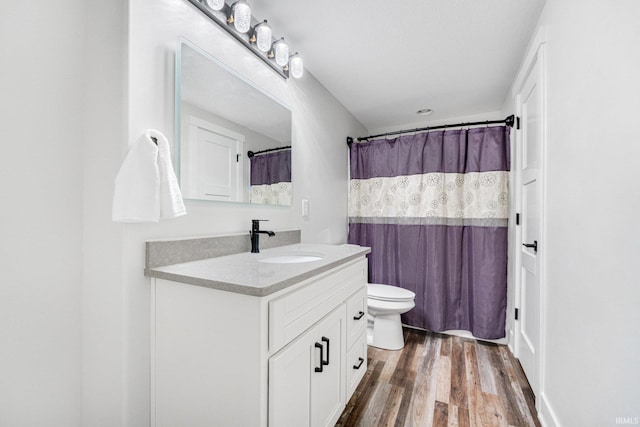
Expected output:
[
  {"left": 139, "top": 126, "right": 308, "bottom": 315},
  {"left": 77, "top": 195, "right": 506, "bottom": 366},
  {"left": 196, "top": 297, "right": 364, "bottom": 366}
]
[{"left": 353, "top": 311, "right": 365, "bottom": 320}]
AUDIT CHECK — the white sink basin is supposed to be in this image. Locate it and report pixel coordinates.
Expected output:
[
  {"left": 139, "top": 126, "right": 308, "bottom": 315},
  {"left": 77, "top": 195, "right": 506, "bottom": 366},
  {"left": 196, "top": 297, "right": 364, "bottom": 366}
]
[{"left": 259, "top": 252, "right": 324, "bottom": 264}]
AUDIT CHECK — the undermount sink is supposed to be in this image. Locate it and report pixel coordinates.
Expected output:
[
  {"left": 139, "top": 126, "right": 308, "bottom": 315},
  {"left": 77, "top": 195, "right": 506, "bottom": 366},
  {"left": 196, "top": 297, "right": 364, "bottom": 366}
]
[{"left": 259, "top": 252, "right": 324, "bottom": 264}]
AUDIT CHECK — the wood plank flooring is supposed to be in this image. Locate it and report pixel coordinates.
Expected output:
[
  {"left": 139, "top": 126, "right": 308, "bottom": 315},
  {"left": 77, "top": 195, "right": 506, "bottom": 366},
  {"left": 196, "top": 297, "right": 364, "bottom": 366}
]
[{"left": 336, "top": 328, "right": 540, "bottom": 427}]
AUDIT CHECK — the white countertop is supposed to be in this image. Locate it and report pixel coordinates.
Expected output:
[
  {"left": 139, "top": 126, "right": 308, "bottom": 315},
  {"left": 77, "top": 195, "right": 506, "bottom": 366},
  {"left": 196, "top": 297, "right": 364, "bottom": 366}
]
[{"left": 145, "top": 243, "right": 371, "bottom": 297}]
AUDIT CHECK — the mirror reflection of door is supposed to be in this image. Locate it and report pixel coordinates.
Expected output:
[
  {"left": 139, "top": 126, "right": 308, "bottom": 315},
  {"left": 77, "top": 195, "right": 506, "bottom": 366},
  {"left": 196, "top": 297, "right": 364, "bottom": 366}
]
[{"left": 182, "top": 116, "right": 243, "bottom": 202}]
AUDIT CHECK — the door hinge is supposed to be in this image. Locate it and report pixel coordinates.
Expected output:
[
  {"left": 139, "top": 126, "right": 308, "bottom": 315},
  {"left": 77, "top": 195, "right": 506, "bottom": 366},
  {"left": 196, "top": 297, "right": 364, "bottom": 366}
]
[
  {"left": 516, "top": 213, "right": 520, "bottom": 225},
  {"left": 515, "top": 308, "right": 519, "bottom": 320},
  {"left": 516, "top": 116, "right": 521, "bottom": 130}
]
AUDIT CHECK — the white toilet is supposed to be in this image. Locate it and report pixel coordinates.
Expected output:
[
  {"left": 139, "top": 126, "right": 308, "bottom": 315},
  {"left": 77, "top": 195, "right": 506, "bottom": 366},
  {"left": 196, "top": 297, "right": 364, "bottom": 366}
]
[{"left": 367, "top": 283, "right": 416, "bottom": 350}]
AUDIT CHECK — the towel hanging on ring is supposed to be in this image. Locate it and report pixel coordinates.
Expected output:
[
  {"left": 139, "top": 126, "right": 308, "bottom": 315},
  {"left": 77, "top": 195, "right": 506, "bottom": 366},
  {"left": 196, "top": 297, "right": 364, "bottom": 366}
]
[{"left": 112, "top": 129, "right": 187, "bottom": 222}]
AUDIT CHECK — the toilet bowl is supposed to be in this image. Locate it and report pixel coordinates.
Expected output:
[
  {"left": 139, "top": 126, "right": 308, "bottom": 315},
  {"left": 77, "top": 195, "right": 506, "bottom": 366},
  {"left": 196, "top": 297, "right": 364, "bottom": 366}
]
[{"left": 367, "top": 284, "right": 416, "bottom": 350}]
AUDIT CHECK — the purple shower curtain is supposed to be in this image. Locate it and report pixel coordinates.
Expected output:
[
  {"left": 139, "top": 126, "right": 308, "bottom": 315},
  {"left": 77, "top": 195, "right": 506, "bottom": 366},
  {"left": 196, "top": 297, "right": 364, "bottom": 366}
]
[
  {"left": 348, "top": 126, "right": 510, "bottom": 339},
  {"left": 250, "top": 149, "right": 292, "bottom": 205},
  {"left": 250, "top": 149, "right": 291, "bottom": 186}
]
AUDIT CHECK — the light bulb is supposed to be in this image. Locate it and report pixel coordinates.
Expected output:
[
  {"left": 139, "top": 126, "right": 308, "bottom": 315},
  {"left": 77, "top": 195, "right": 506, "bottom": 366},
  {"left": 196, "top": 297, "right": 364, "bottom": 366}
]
[
  {"left": 273, "top": 38, "right": 289, "bottom": 67},
  {"left": 231, "top": 0, "right": 251, "bottom": 33},
  {"left": 205, "top": 0, "right": 225, "bottom": 11},
  {"left": 289, "top": 53, "right": 303, "bottom": 78},
  {"left": 254, "top": 20, "right": 272, "bottom": 53}
]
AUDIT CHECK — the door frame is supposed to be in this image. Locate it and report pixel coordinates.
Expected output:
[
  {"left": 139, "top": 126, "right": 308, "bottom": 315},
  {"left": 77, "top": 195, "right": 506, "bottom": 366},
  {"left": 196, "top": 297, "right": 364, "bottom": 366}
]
[{"left": 510, "top": 27, "right": 548, "bottom": 408}]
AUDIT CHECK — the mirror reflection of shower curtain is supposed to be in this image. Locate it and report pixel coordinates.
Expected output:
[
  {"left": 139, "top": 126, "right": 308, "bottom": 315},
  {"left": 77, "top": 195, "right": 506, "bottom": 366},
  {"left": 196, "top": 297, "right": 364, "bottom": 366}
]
[
  {"left": 249, "top": 149, "right": 292, "bottom": 205},
  {"left": 348, "top": 127, "right": 510, "bottom": 340}
]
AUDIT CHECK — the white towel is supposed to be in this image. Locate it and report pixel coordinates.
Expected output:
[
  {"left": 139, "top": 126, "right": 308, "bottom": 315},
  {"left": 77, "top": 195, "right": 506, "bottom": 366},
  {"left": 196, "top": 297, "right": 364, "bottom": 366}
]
[
  {"left": 112, "top": 129, "right": 187, "bottom": 222},
  {"left": 152, "top": 130, "right": 187, "bottom": 220}
]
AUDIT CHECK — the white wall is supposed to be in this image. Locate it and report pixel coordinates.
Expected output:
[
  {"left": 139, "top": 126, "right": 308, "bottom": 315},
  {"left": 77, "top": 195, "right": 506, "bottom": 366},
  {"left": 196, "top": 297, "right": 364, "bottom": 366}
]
[
  {"left": 0, "top": 2, "right": 85, "bottom": 426},
  {"left": 79, "top": 1, "right": 367, "bottom": 426},
  {"left": 505, "top": 1, "right": 640, "bottom": 425},
  {"left": 81, "top": 1, "right": 128, "bottom": 426}
]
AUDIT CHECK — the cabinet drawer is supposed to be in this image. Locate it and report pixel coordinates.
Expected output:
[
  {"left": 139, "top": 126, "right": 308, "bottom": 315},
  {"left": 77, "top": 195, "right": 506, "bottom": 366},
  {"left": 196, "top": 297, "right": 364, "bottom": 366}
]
[
  {"left": 345, "top": 286, "right": 367, "bottom": 349},
  {"left": 346, "top": 332, "right": 367, "bottom": 400},
  {"left": 269, "top": 259, "right": 366, "bottom": 353}
]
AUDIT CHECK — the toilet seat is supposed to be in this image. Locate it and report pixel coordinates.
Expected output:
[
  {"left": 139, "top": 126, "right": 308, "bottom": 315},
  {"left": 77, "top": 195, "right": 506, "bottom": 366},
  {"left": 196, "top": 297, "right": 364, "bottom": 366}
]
[
  {"left": 367, "top": 297, "right": 415, "bottom": 312},
  {"left": 367, "top": 283, "right": 415, "bottom": 302}
]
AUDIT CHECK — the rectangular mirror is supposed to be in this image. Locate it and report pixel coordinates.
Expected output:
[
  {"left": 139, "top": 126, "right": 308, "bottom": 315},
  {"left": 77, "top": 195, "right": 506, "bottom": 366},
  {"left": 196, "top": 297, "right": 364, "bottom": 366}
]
[{"left": 176, "top": 39, "right": 293, "bottom": 206}]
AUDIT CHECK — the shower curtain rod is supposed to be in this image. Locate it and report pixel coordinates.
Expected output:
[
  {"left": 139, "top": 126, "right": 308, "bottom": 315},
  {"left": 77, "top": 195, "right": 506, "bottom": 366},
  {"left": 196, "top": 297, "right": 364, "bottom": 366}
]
[
  {"left": 348, "top": 114, "right": 515, "bottom": 145},
  {"left": 247, "top": 145, "right": 291, "bottom": 158}
]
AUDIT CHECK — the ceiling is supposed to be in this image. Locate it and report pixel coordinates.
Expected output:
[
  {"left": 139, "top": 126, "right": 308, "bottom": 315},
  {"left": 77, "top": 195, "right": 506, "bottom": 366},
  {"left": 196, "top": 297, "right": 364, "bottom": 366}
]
[{"left": 250, "top": 0, "right": 546, "bottom": 134}]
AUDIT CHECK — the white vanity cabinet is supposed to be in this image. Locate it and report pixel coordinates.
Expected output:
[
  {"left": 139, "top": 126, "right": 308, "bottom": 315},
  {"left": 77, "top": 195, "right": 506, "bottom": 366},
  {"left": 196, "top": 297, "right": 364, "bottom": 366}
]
[{"left": 150, "top": 251, "right": 369, "bottom": 427}]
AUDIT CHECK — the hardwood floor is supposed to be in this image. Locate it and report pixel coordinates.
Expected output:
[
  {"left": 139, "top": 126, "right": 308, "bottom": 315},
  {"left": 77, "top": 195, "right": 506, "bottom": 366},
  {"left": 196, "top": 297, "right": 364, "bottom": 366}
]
[{"left": 336, "top": 328, "right": 540, "bottom": 427}]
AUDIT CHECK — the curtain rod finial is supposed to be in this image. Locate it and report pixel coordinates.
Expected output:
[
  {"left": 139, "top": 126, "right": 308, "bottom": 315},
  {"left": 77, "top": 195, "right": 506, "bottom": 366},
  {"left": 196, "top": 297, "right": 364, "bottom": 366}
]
[
  {"left": 346, "top": 136, "right": 353, "bottom": 147},
  {"left": 505, "top": 115, "right": 515, "bottom": 127}
]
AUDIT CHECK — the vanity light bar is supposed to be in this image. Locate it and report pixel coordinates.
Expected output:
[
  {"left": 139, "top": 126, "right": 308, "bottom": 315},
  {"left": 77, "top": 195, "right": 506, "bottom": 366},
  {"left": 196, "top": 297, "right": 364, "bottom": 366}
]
[{"left": 187, "top": 0, "right": 303, "bottom": 79}]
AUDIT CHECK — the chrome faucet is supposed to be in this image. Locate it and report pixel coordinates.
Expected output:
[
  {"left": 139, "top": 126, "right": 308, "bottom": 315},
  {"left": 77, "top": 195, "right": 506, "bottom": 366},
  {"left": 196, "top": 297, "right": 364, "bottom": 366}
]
[{"left": 250, "top": 219, "right": 275, "bottom": 253}]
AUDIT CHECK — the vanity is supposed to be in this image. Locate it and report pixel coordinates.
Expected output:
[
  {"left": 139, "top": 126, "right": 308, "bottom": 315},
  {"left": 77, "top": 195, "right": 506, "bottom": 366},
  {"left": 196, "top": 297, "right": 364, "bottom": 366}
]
[
  {"left": 145, "top": 241, "right": 370, "bottom": 427},
  {"left": 152, "top": 35, "right": 366, "bottom": 425}
]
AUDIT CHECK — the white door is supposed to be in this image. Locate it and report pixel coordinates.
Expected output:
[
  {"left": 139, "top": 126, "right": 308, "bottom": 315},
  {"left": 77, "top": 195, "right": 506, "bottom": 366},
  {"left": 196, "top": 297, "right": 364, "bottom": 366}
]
[
  {"left": 515, "top": 47, "right": 545, "bottom": 397},
  {"left": 184, "top": 116, "right": 243, "bottom": 201}
]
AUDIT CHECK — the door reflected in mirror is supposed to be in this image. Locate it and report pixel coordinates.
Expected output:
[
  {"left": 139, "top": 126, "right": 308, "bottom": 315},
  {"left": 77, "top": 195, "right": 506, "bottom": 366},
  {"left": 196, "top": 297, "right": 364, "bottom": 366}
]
[{"left": 176, "top": 39, "right": 292, "bottom": 205}]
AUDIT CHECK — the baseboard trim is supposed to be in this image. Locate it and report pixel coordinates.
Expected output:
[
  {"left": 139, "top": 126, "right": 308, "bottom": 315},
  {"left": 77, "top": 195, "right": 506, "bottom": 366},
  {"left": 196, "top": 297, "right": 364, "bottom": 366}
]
[{"left": 538, "top": 392, "right": 561, "bottom": 427}]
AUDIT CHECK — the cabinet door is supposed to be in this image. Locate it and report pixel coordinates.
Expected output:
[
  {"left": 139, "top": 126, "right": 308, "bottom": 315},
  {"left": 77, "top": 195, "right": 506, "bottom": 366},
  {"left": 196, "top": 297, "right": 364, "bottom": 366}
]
[
  {"left": 269, "top": 307, "right": 345, "bottom": 427},
  {"left": 268, "top": 328, "right": 313, "bottom": 427},
  {"left": 311, "top": 307, "right": 345, "bottom": 427}
]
